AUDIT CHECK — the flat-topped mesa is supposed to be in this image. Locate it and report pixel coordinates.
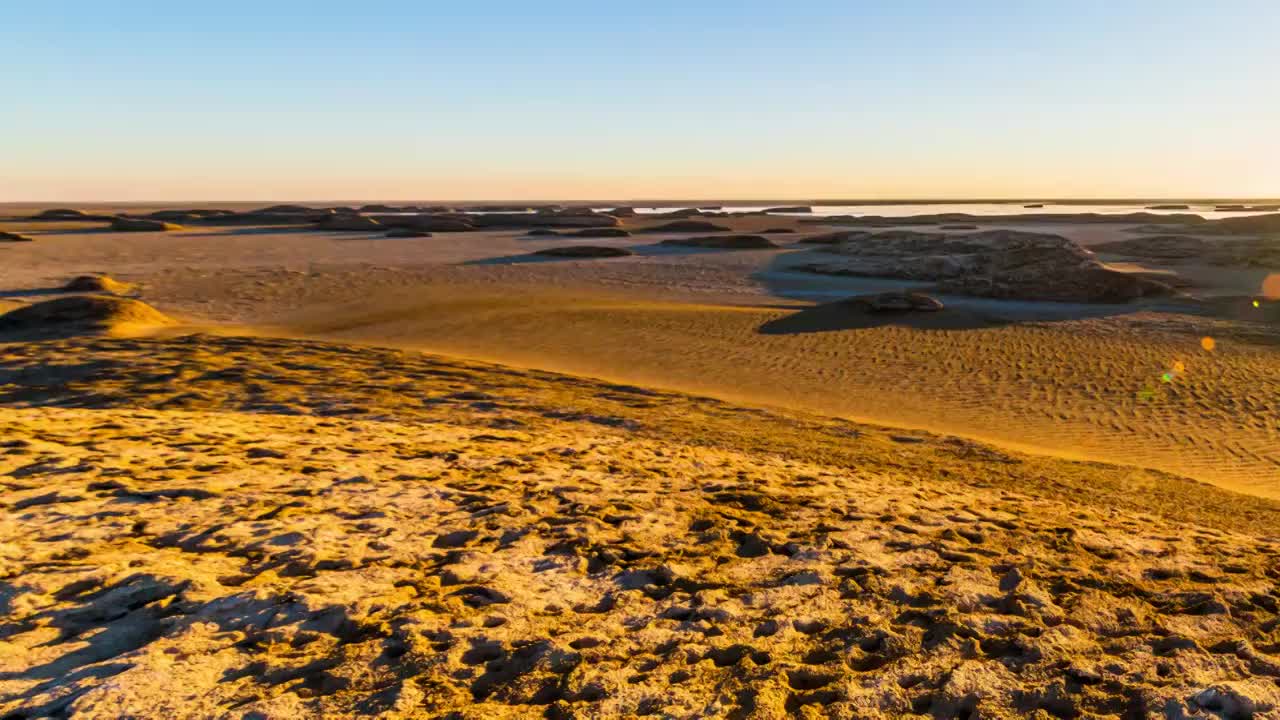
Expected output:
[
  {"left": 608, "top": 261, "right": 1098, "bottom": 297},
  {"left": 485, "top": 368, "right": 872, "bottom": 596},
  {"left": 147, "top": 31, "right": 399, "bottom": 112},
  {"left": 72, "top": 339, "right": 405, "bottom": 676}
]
[{"left": 799, "top": 229, "right": 1172, "bottom": 303}]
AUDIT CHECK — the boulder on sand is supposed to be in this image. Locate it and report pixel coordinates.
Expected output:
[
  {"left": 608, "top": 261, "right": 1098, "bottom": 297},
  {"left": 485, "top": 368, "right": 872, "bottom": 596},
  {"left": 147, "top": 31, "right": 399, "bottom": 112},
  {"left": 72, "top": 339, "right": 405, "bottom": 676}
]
[
  {"left": 385, "top": 228, "right": 432, "bottom": 238},
  {"left": 0, "top": 231, "right": 34, "bottom": 242},
  {"left": 525, "top": 228, "right": 560, "bottom": 237},
  {"left": 111, "top": 217, "right": 183, "bottom": 232},
  {"left": 534, "top": 246, "right": 634, "bottom": 258},
  {"left": 850, "top": 291, "right": 945, "bottom": 312},
  {"left": 641, "top": 220, "right": 732, "bottom": 233},
  {"left": 660, "top": 235, "right": 778, "bottom": 249},
  {"left": 64, "top": 274, "right": 132, "bottom": 294},
  {"left": 0, "top": 296, "right": 171, "bottom": 336},
  {"left": 317, "top": 214, "right": 382, "bottom": 231}
]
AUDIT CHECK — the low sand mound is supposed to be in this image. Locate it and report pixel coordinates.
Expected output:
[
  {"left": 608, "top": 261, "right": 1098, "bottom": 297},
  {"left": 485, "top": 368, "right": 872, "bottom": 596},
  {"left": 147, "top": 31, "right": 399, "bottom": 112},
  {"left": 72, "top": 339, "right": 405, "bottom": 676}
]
[
  {"left": 534, "top": 245, "right": 634, "bottom": 258},
  {"left": 110, "top": 216, "right": 184, "bottom": 232},
  {"left": 661, "top": 234, "right": 778, "bottom": 249},
  {"left": 64, "top": 274, "right": 132, "bottom": 294},
  {"left": 0, "top": 230, "right": 34, "bottom": 242},
  {"left": 0, "top": 296, "right": 172, "bottom": 336}
]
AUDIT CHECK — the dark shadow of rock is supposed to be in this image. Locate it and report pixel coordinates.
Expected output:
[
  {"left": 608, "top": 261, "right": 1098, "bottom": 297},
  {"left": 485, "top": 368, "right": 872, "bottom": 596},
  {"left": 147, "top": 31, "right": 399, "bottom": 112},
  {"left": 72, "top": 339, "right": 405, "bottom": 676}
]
[{"left": 758, "top": 299, "right": 1009, "bottom": 334}]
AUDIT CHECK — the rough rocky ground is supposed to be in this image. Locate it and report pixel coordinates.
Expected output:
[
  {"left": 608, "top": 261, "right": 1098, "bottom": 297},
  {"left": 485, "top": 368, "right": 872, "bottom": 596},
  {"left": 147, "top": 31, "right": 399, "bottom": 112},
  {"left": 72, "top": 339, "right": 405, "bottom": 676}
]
[{"left": 4, "top": 334, "right": 1280, "bottom": 719}]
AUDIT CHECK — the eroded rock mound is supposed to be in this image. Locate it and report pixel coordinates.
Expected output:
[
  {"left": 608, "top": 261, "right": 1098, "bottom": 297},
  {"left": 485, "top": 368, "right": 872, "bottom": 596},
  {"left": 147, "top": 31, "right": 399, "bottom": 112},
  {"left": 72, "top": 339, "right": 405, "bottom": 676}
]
[
  {"left": 661, "top": 235, "right": 777, "bottom": 249},
  {"left": 64, "top": 274, "right": 132, "bottom": 294},
  {"left": 0, "top": 230, "right": 34, "bottom": 242},
  {"left": 110, "top": 217, "right": 183, "bottom": 232},
  {"left": 370, "top": 215, "right": 476, "bottom": 232},
  {"left": 642, "top": 220, "right": 731, "bottom": 233},
  {"left": 566, "top": 228, "right": 631, "bottom": 238},
  {"left": 534, "top": 245, "right": 634, "bottom": 258},
  {"left": 317, "top": 215, "right": 382, "bottom": 231},
  {"left": 799, "top": 230, "right": 1171, "bottom": 303},
  {"left": 0, "top": 296, "right": 171, "bottom": 335},
  {"left": 468, "top": 212, "right": 620, "bottom": 229}
]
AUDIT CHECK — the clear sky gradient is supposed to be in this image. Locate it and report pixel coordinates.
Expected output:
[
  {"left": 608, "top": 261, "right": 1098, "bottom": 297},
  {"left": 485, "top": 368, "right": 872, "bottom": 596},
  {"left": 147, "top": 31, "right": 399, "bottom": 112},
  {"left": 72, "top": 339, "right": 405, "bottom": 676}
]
[{"left": 3, "top": 1, "right": 1277, "bottom": 201}]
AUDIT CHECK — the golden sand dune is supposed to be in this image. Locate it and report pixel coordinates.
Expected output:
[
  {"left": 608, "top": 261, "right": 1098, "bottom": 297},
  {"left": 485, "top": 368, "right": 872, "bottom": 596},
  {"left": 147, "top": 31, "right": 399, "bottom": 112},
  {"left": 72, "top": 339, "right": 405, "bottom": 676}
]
[
  {"left": 4, "top": 334, "right": 1280, "bottom": 718},
  {"left": 254, "top": 280, "right": 1279, "bottom": 497}
]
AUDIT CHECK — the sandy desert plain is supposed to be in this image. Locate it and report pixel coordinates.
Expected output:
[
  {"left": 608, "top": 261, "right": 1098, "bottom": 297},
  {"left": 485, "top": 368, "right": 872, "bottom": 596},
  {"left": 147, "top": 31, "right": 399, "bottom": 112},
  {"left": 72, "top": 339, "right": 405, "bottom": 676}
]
[{"left": 1, "top": 202, "right": 1279, "bottom": 719}]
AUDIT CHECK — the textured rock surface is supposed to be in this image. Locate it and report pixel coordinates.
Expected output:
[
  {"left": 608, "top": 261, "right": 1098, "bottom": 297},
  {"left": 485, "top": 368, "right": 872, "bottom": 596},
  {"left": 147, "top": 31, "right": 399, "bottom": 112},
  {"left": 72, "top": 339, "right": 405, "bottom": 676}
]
[
  {"left": 799, "top": 230, "right": 1172, "bottom": 303},
  {"left": 534, "top": 245, "right": 634, "bottom": 258}
]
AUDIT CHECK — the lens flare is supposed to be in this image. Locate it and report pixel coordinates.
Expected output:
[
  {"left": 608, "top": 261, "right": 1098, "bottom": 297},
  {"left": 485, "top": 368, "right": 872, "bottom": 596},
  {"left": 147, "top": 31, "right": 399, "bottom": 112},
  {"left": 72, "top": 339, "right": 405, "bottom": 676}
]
[{"left": 1200, "top": 336, "right": 1216, "bottom": 352}]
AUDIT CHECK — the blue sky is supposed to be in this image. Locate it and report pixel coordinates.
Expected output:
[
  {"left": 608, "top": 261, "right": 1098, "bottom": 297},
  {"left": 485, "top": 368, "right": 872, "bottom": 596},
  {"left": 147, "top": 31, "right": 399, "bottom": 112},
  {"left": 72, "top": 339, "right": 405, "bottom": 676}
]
[{"left": 3, "top": 1, "right": 1277, "bottom": 200}]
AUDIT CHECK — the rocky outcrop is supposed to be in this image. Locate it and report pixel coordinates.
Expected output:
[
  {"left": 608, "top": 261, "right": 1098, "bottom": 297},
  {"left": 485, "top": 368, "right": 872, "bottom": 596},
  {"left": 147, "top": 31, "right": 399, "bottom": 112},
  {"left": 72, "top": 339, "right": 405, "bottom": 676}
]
[
  {"left": 385, "top": 228, "right": 432, "bottom": 238},
  {"left": 534, "top": 245, "right": 634, "bottom": 258},
  {"left": 762, "top": 228, "right": 795, "bottom": 234},
  {"left": 641, "top": 220, "right": 731, "bottom": 233},
  {"left": 110, "top": 217, "right": 183, "bottom": 232},
  {"left": 762, "top": 206, "right": 812, "bottom": 214},
  {"left": 798, "top": 230, "right": 1172, "bottom": 303},
  {"left": 317, "top": 215, "right": 382, "bottom": 231},
  {"left": 1146, "top": 204, "right": 1190, "bottom": 210},
  {"left": 660, "top": 235, "right": 777, "bottom": 249},
  {"left": 0, "top": 231, "right": 33, "bottom": 242},
  {"left": 851, "top": 291, "right": 944, "bottom": 312},
  {"left": 524, "top": 229, "right": 560, "bottom": 236},
  {"left": 607, "top": 207, "right": 637, "bottom": 217}
]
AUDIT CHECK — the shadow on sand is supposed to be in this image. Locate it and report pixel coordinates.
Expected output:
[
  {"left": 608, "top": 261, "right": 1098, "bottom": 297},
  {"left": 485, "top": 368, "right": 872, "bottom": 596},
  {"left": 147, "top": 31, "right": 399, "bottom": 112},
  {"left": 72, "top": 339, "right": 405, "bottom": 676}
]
[{"left": 758, "top": 300, "right": 1009, "bottom": 334}]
